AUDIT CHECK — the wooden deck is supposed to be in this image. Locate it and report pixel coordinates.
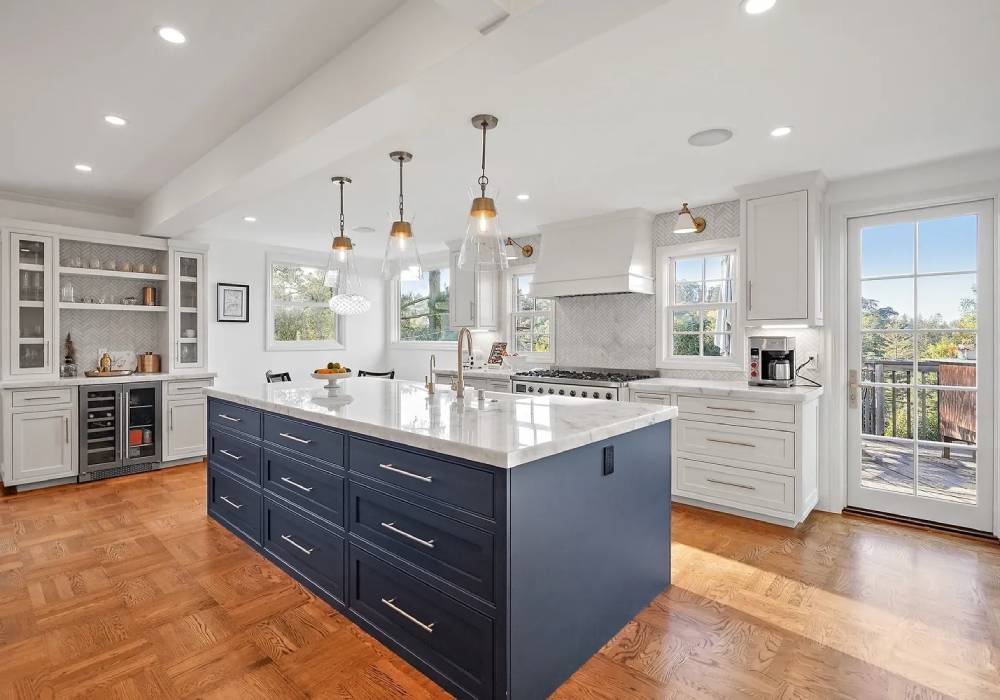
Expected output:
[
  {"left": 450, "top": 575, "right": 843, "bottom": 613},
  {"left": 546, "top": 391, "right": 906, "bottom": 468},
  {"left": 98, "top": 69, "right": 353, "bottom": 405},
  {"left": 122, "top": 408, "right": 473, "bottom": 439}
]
[
  {"left": 2, "top": 462, "right": 1000, "bottom": 698},
  {"left": 862, "top": 437, "right": 977, "bottom": 504}
]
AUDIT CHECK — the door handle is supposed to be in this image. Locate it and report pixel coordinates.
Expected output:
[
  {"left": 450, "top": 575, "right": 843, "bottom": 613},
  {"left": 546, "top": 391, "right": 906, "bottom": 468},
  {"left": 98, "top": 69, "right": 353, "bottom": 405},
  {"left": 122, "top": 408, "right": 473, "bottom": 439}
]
[
  {"left": 280, "top": 476, "right": 313, "bottom": 493},
  {"left": 378, "top": 463, "right": 433, "bottom": 482},
  {"left": 217, "top": 414, "right": 241, "bottom": 423},
  {"left": 747, "top": 280, "right": 752, "bottom": 311},
  {"left": 849, "top": 369, "right": 860, "bottom": 409},
  {"left": 706, "top": 437, "right": 757, "bottom": 449},
  {"left": 278, "top": 432, "right": 312, "bottom": 445},
  {"left": 707, "top": 477, "right": 756, "bottom": 491},
  {"left": 64, "top": 416, "right": 69, "bottom": 444},
  {"left": 280, "top": 534, "right": 314, "bottom": 555},
  {"left": 218, "top": 449, "right": 242, "bottom": 461},
  {"left": 169, "top": 406, "right": 174, "bottom": 431},
  {"left": 220, "top": 496, "right": 242, "bottom": 509},
  {"left": 381, "top": 597, "right": 435, "bottom": 633},
  {"left": 380, "top": 521, "right": 435, "bottom": 548}
]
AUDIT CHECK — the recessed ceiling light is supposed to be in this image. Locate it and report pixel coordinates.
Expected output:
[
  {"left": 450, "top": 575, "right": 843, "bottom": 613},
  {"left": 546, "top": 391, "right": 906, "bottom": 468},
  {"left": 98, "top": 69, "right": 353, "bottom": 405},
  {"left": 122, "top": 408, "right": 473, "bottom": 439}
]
[
  {"left": 74, "top": 163, "right": 93, "bottom": 173},
  {"left": 770, "top": 125, "right": 793, "bottom": 137},
  {"left": 516, "top": 193, "right": 530, "bottom": 201},
  {"left": 104, "top": 114, "right": 127, "bottom": 127},
  {"left": 243, "top": 216, "right": 257, "bottom": 223},
  {"left": 157, "top": 26, "right": 186, "bottom": 44},
  {"left": 352, "top": 226, "right": 376, "bottom": 234},
  {"left": 687, "top": 128, "right": 734, "bottom": 147},
  {"left": 741, "top": 0, "right": 776, "bottom": 15}
]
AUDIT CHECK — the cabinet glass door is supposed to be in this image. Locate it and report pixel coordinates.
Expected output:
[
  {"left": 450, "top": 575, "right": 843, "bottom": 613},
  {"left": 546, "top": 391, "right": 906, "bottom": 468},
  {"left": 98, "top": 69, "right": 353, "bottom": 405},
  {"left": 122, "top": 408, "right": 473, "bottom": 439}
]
[
  {"left": 124, "top": 383, "right": 161, "bottom": 464},
  {"left": 174, "top": 252, "right": 204, "bottom": 368},
  {"left": 10, "top": 233, "right": 53, "bottom": 374}
]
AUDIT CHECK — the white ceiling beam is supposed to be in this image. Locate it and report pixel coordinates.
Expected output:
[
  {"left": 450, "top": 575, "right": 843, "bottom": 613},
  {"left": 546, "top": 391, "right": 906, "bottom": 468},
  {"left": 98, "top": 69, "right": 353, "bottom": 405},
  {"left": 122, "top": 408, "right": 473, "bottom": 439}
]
[{"left": 432, "top": 0, "right": 511, "bottom": 33}]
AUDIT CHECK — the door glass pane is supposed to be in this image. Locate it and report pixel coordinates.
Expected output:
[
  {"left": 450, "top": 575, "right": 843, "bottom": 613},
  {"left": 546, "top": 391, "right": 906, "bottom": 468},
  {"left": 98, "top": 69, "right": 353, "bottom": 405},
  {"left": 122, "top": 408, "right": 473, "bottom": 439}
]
[
  {"left": 861, "top": 332, "right": 913, "bottom": 383},
  {"left": 862, "top": 278, "right": 913, "bottom": 329},
  {"left": 19, "top": 307, "right": 44, "bottom": 339},
  {"left": 18, "top": 344, "right": 45, "bottom": 369},
  {"left": 861, "top": 386, "right": 914, "bottom": 495},
  {"left": 18, "top": 269, "right": 45, "bottom": 302},
  {"left": 916, "top": 388, "right": 976, "bottom": 504},
  {"left": 18, "top": 240, "right": 45, "bottom": 266},
  {"left": 179, "top": 256, "right": 198, "bottom": 278},
  {"left": 917, "top": 331, "right": 976, "bottom": 367},
  {"left": 861, "top": 222, "right": 913, "bottom": 278},
  {"left": 917, "top": 274, "right": 976, "bottom": 329},
  {"left": 917, "top": 215, "right": 977, "bottom": 274},
  {"left": 180, "top": 280, "right": 198, "bottom": 308},
  {"left": 179, "top": 342, "right": 199, "bottom": 365}
]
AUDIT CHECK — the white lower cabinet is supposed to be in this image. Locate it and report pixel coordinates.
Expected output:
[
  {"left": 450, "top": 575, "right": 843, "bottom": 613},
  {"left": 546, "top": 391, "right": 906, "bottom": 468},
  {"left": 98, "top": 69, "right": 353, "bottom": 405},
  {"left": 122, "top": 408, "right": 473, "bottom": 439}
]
[
  {"left": 3, "top": 389, "right": 77, "bottom": 486},
  {"left": 162, "top": 379, "right": 212, "bottom": 462}
]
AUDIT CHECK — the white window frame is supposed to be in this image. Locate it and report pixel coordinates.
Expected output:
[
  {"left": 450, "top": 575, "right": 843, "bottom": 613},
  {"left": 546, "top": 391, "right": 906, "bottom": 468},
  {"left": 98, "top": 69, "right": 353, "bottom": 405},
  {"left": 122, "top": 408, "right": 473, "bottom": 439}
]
[
  {"left": 265, "top": 252, "right": 345, "bottom": 352},
  {"left": 503, "top": 264, "right": 555, "bottom": 363},
  {"left": 656, "top": 239, "right": 744, "bottom": 371},
  {"left": 388, "top": 255, "right": 457, "bottom": 350}
]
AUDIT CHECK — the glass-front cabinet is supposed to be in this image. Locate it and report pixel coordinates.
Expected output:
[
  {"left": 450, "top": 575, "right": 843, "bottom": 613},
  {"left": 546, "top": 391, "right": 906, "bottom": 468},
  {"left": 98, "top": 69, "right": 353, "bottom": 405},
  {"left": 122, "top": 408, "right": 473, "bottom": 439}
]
[
  {"left": 8, "top": 232, "right": 55, "bottom": 376},
  {"left": 172, "top": 250, "right": 205, "bottom": 370}
]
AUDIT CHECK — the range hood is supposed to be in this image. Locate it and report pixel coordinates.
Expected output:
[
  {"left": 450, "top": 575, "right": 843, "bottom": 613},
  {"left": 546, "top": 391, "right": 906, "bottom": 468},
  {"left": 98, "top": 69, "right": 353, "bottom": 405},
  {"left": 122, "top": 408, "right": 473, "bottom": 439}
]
[{"left": 532, "top": 208, "right": 655, "bottom": 297}]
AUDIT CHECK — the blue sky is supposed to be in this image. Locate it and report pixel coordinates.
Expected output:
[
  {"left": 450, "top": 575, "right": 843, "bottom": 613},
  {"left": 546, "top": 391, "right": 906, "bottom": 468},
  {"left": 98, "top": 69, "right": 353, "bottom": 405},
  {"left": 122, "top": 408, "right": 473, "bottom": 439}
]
[{"left": 861, "top": 215, "right": 978, "bottom": 321}]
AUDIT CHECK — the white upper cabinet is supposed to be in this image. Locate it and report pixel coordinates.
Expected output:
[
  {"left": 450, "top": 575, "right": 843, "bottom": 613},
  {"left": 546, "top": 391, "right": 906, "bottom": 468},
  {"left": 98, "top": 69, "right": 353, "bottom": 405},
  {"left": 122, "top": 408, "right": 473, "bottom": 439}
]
[
  {"left": 170, "top": 248, "right": 207, "bottom": 370},
  {"left": 5, "top": 230, "right": 57, "bottom": 377},
  {"left": 739, "top": 173, "right": 825, "bottom": 326},
  {"left": 448, "top": 247, "right": 498, "bottom": 331}
]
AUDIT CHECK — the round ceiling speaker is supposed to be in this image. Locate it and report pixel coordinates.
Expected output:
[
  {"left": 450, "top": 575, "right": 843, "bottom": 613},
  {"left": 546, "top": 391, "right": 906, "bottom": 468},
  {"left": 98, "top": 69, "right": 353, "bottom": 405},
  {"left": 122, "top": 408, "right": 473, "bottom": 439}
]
[{"left": 687, "top": 128, "right": 734, "bottom": 147}]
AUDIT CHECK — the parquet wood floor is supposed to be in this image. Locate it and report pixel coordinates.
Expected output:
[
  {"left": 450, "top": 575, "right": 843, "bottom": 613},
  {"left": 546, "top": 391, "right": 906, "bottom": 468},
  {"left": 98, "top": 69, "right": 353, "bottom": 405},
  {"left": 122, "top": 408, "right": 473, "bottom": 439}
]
[{"left": 1, "top": 462, "right": 999, "bottom": 699}]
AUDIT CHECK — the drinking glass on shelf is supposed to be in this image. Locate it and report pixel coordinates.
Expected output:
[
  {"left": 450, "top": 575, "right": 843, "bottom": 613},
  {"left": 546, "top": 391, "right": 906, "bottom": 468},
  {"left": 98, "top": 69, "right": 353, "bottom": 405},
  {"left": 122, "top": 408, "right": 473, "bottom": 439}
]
[
  {"left": 90, "top": 257, "right": 101, "bottom": 269},
  {"left": 106, "top": 261, "right": 117, "bottom": 271},
  {"left": 136, "top": 263, "right": 146, "bottom": 273},
  {"left": 149, "top": 263, "right": 160, "bottom": 274},
  {"left": 120, "top": 262, "right": 133, "bottom": 272}
]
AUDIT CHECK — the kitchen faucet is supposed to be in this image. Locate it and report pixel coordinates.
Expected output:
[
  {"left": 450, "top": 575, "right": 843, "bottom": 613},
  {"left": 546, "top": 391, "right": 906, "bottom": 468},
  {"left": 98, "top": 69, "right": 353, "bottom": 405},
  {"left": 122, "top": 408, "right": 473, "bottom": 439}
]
[
  {"left": 453, "top": 327, "right": 473, "bottom": 398},
  {"left": 425, "top": 354, "right": 436, "bottom": 394}
]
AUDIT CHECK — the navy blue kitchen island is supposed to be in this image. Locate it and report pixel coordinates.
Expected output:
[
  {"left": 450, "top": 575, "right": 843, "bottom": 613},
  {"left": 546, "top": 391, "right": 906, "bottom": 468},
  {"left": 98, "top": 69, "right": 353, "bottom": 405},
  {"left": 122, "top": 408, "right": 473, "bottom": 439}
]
[{"left": 204, "top": 380, "right": 675, "bottom": 699}]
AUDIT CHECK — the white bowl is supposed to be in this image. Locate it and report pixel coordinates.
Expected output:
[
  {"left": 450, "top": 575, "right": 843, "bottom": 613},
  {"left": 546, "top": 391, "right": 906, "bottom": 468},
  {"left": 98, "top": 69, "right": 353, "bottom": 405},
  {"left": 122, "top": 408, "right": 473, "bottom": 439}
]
[{"left": 311, "top": 370, "right": 353, "bottom": 395}]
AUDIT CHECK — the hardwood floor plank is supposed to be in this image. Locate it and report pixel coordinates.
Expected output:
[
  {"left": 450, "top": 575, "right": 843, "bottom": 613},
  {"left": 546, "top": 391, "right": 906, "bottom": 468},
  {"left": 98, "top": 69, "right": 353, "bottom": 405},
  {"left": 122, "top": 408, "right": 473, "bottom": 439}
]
[{"left": 1, "top": 466, "right": 999, "bottom": 700}]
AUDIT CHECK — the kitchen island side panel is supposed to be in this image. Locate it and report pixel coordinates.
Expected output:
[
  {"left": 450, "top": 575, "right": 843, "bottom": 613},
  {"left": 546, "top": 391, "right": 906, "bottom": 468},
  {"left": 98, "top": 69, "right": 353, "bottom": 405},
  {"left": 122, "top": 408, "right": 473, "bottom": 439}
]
[{"left": 507, "top": 421, "right": 671, "bottom": 699}]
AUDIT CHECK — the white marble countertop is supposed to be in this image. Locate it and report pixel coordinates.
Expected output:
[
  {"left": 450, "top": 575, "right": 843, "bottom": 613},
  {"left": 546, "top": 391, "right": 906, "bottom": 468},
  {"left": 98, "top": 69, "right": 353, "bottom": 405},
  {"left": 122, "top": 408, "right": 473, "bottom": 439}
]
[
  {"left": 206, "top": 378, "right": 677, "bottom": 469},
  {"left": 1, "top": 371, "right": 216, "bottom": 390},
  {"left": 628, "top": 378, "right": 823, "bottom": 403}
]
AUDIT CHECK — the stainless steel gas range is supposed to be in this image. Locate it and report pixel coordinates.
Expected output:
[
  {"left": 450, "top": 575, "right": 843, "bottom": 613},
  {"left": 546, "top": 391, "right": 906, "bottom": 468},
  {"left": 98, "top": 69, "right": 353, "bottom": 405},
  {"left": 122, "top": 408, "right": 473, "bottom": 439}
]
[{"left": 511, "top": 368, "right": 656, "bottom": 401}]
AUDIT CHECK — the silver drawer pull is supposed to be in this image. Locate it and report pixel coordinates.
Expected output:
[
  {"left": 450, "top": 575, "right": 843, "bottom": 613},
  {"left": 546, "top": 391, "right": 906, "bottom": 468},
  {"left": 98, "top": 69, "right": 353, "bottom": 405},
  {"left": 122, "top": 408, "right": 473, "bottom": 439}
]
[
  {"left": 706, "top": 437, "right": 757, "bottom": 449},
  {"left": 218, "top": 449, "right": 242, "bottom": 461},
  {"left": 218, "top": 413, "right": 242, "bottom": 422},
  {"left": 23, "top": 395, "right": 63, "bottom": 401},
  {"left": 706, "top": 477, "right": 757, "bottom": 491},
  {"left": 705, "top": 405, "right": 756, "bottom": 413},
  {"left": 381, "top": 521, "right": 435, "bottom": 548},
  {"left": 378, "top": 463, "right": 433, "bottom": 483},
  {"left": 279, "top": 432, "right": 313, "bottom": 445},
  {"left": 280, "top": 476, "right": 313, "bottom": 493},
  {"left": 280, "top": 534, "right": 314, "bottom": 555},
  {"left": 381, "top": 597, "right": 435, "bottom": 633},
  {"left": 220, "top": 496, "right": 243, "bottom": 509}
]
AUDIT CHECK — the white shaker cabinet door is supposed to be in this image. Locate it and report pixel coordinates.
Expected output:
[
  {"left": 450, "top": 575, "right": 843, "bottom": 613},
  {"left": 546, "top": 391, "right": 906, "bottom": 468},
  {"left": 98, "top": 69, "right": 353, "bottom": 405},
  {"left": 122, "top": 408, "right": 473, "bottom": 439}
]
[
  {"left": 745, "top": 190, "right": 808, "bottom": 321},
  {"left": 165, "top": 398, "right": 207, "bottom": 461},
  {"left": 11, "top": 408, "right": 75, "bottom": 484}
]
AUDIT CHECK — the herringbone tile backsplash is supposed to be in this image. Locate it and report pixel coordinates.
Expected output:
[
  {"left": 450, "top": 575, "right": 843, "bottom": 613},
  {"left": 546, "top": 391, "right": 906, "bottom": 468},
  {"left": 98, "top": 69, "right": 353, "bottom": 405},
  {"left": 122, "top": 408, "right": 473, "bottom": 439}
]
[{"left": 550, "top": 200, "right": 822, "bottom": 382}]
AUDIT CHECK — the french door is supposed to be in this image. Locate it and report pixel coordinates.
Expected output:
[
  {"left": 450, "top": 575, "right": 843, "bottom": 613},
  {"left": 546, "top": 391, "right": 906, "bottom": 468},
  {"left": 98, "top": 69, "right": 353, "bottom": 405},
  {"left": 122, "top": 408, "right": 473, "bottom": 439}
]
[{"left": 847, "top": 200, "right": 995, "bottom": 532}]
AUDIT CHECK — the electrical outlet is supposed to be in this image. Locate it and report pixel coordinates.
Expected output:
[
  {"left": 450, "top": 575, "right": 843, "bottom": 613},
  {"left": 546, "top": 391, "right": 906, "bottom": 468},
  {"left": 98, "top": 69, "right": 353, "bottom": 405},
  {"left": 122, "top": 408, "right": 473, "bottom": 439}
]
[{"left": 809, "top": 353, "right": 819, "bottom": 372}]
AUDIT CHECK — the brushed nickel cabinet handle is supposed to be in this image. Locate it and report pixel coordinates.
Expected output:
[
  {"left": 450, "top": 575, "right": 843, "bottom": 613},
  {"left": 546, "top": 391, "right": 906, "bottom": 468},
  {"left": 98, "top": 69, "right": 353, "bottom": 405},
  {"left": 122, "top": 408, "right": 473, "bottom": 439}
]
[
  {"left": 22, "top": 395, "right": 63, "bottom": 402},
  {"left": 64, "top": 416, "right": 69, "bottom": 444},
  {"left": 706, "top": 437, "right": 757, "bottom": 449},
  {"left": 381, "top": 521, "right": 435, "bottom": 548},
  {"left": 706, "top": 477, "right": 756, "bottom": 491},
  {"left": 705, "top": 405, "right": 756, "bottom": 413},
  {"left": 378, "top": 463, "right": 432, "bottom": 483},
  {"left": 218, "top": 449, "right": 242, "bottom": 461},
  {"left": 220, "top": 496, "right": 243, "bottom": 509},
  {"left": 280, "top": 534, "right": 314, "bottom": 555},
  {"left": 218, "top": 414, "right": 241, "bottom": 423},
  {"left": 747, "top": 280, "right": 753, "bottom": 311},
  {"left": 280, "top": 476, "right": 313, "bottom": 493},
  {"left": 279, "top": 432, "right": 312, "bottom": 445},
  {"left": 381, "top": 597, "right": 435, "bottom": 633}
]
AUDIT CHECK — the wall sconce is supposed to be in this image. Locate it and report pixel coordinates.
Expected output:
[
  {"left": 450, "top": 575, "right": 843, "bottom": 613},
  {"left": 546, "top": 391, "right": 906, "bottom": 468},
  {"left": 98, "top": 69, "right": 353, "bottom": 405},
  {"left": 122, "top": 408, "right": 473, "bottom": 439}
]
[
  {"left": 505, "top": 237, "right": 534, "bottom": 260},
  {"left": 673, "top": 202, "right": 707, "bottom": 234}
]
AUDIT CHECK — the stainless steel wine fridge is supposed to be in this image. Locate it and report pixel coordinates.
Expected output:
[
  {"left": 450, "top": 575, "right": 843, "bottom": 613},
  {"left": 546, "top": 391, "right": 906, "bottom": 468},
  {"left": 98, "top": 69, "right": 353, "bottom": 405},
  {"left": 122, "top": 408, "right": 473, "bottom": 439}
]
[{"left": 79, "top": 382, "right": 162, "bottom": 481}]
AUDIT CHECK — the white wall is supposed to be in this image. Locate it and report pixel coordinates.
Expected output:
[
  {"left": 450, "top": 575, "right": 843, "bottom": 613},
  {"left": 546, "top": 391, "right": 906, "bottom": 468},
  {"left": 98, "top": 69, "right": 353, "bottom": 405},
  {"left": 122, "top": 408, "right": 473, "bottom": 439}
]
[{"left": 202, "top": 237, "right": 387, "bottom": 386}]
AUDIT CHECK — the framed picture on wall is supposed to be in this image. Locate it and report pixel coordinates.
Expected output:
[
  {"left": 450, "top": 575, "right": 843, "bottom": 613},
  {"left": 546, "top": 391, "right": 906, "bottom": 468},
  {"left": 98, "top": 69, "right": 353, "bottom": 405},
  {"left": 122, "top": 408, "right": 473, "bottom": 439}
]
[{"left": 217, "top": 283, "right": 250, "bottom": 322}]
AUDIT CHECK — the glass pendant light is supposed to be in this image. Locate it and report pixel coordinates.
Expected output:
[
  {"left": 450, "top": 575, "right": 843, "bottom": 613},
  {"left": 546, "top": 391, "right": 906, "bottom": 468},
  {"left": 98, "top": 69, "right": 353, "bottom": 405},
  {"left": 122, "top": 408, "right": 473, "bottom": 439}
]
[
  {"left": 382, "top": 151, "right": 422, "bottom": 281},
  {"left": 325, "top": 176, "right": 371, "bottom": 315},
  {"left": 458, "top": 114, "right": 507, "bottom": 272}
]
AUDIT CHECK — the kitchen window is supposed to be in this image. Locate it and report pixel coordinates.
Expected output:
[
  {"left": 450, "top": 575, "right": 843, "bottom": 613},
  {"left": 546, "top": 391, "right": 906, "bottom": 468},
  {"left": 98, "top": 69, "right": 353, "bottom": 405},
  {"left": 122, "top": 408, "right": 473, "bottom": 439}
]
[
  {"left": 656, "top": 240, "right": 742, "bottom": 370},
  {"left": 506, "top": 267, "right": 554, "bottom": 362},
  {"left": 391, "top": 264, "right": 457, "bottom": 346},
  {"left": 266, "top": 254, "right": 343, "bottom": 351}
]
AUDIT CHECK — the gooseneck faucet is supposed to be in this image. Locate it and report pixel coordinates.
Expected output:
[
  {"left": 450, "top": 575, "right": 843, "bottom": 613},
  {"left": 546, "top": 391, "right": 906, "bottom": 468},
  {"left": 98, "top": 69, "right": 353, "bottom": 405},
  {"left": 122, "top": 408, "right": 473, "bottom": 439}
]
[
  {"left": 425, "top": 354, "right": 436, "bottom": 394},
  {"left": 453, "top": 327, "right": 473, "bottom": 398}
]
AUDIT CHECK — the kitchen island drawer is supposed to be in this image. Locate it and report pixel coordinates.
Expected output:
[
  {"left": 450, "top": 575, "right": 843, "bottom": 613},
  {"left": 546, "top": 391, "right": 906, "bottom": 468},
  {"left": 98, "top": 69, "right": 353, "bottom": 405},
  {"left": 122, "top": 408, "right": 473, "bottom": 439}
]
[
  {"left": 675, "top": 457, "right": 794, "bottom": 514},
  {"left": 349, "top": 482, "right": 494, "bottom": 602},
  {"left": 264, "top": 498, "right": 345, "bottom": 604},
  {"left": 264, "top": 414, "right": 344, "bottom": 467},
  {"left": 349, "top": 545, "right": 493, "bottom": 700},
  {"left": 209, "top": 399, "right": 262, "bottom": 438},
  {"left": 676, "top": 395, "right": 795, "bottom": 424},
  {"left": 264, "top": 448, "right": 344, "bottom": 526},
  {"left": 208, "top": 467, "right": 262, "bottom": 545},
  {"left": 209, "top": 428, "right": 262, "bottom": 484},
  {"left": 676, "top": 419, "right": 795, "bottom": 471},
  {"left": 349, "top": 438, "right": 494, "bottom": 518}
]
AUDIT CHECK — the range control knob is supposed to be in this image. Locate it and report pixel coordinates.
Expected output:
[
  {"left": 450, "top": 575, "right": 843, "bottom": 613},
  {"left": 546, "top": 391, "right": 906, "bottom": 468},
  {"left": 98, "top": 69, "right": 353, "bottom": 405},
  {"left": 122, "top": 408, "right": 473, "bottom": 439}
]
[
  {"left": 750, "top": 371, "right": 759, "bottom": 378},
  {"left": 528, "top": 386, "right": 535, "bottom": 392},
  {"left": 570, "top": 390, "right": 576, "bottom": 397},
  {"left": 548, "top": 388, "right": 555, "bottom": 394},
  {"left": 558, "top": 389, "right": 565, "bottom": 395},
  {"left": 605, "top": 392, "right": 613, "bottom": 400}
]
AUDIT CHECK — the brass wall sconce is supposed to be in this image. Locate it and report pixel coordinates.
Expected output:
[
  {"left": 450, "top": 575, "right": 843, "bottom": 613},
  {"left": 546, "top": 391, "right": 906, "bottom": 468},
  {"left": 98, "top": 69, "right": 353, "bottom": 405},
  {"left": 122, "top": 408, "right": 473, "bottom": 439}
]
[{"left": 505, "top": 237, "right": 534, "bottom": 259}]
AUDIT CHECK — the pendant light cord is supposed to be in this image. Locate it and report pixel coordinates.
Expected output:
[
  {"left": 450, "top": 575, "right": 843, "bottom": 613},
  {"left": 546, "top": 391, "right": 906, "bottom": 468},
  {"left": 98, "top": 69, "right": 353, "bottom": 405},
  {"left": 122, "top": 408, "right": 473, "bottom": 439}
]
[
  {"left": 338, "top": 179, "right": 345, "bottom": 235},
  {"left": 398, "top": 157, "right": 405, "bottom": 222},
  {"left": 478, "top": 120, "right": 489, "bottom": 197}
]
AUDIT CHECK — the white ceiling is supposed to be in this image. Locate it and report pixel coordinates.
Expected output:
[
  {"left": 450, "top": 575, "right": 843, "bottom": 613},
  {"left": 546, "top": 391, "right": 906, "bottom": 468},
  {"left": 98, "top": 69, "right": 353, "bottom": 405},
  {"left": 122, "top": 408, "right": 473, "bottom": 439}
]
[
  {"left": 3, "top": 0, "right": 999, "bottom": 255},
  {"left": 0, "top": 0, "right": 402, "bottom": 211},
  {"left": 192, "top": 0, "right": 1000, "bottom": 257}
]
